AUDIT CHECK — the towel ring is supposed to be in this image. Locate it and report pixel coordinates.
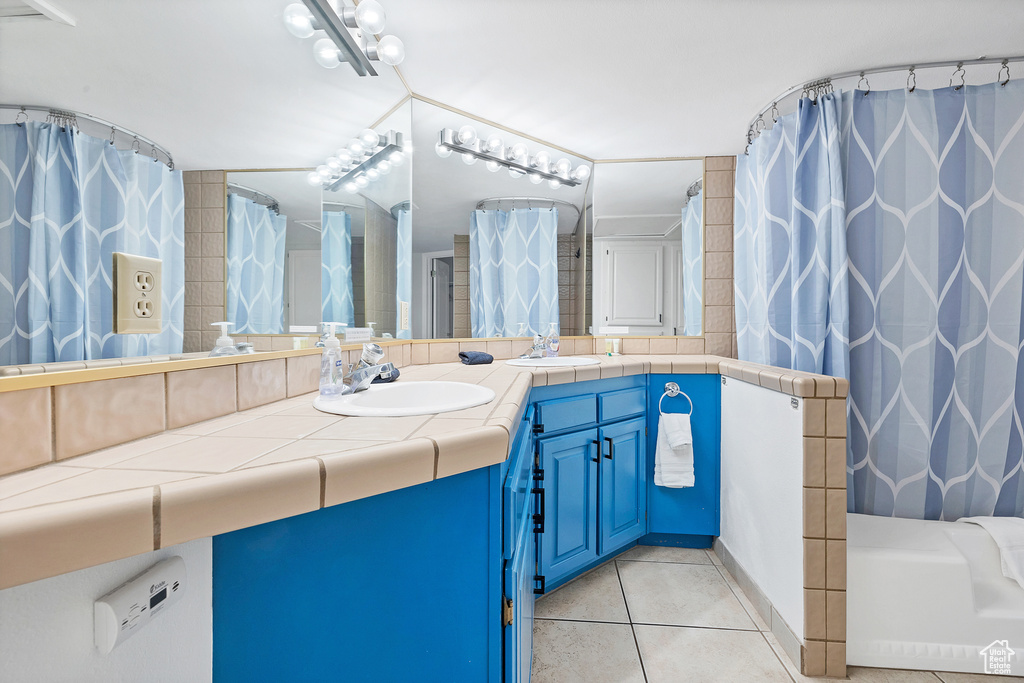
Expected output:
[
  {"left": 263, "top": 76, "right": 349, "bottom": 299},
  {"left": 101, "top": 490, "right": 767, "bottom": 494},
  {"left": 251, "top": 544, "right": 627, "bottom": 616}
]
[{"left": 659, "top": 382, "right": 693, "bottom": 416}]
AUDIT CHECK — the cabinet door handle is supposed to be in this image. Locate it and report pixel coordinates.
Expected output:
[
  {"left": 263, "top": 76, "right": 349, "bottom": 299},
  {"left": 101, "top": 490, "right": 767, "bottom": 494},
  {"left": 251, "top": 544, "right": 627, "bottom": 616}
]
[
  {"left": 591, "top": 439, "right": 600, "bottom": 462},
  {"left": 604, "top": 437, "right": 614, "bottom": 460}
]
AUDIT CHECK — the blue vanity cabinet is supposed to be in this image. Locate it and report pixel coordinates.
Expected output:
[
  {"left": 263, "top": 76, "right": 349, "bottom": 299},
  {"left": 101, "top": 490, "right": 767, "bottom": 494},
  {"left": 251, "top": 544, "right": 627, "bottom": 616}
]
[
  {"left": 536, "top": 428, "right": 600, "bottom": 587},
  {"left": 598, "top": 415, "right": 647, "bottom": 554},
  {"left": 503, "top": 408, "right": 536, "bottom": 683}
]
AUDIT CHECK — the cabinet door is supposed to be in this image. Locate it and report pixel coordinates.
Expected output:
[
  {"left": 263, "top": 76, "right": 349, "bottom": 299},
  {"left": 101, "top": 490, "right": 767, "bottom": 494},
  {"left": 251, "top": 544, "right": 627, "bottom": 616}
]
[
  {"left": 504, "top": 510, "right": 535, "bottom": 683},
  {"left": 598, "top": 416, "right": 647, "bottom": 554},
  {"left": 537, "top": 429, "right": 599, "bottom": 586},
  {"left": 603, "top": 244, "right": 664, "bottom": 327}
]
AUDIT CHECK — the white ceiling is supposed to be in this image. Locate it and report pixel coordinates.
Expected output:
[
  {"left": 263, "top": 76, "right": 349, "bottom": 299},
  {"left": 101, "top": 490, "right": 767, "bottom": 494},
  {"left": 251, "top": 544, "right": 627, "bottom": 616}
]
[
  {"left": 593, "top": 159, "right": 703, "bottom": 238},
  {"left": 2, "top": 1, "right": 1022, "bottom": 167}
]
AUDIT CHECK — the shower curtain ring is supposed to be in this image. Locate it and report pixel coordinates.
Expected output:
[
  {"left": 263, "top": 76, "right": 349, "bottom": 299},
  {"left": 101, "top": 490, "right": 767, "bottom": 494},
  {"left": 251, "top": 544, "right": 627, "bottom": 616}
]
[
  {"left": 907, "top": 67, "right": 917, "bottom": 93},
  {"left": 131, "top": 136, "right": 140, "bottom": 153},
  {"left": 109, "top": 126, "right": 116, "bottom": 145},
  {"left": 858, "top": 72, "right": 871, "bottom": 95},
  {"left": 14, "top": 107, "right": 27, "bottom": 125},
  {"left": 950, "top": 62, "right": 966, "bottom": 91},
  {"left": 770, "top": 102, "right": 779, "bottom": 123},
  {"left": 999, "top": 59, "right": 1010, "bottom": 87},
  {"left": 754, "top": 115, "right": 765, "bottom": 133}
]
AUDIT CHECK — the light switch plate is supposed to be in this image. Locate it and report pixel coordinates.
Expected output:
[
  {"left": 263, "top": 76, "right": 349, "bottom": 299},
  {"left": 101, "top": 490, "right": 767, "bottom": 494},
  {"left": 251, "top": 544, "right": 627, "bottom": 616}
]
[{"left": 113, "top": 252, "right": 162, "bottom": 334}]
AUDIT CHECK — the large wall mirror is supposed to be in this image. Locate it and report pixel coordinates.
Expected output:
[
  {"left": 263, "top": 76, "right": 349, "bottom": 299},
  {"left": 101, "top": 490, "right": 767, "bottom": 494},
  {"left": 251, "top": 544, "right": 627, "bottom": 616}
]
[
  {"left": 224, "top": 101, "right": 412, "bottom": 340},
  {"left": 591, "top": 159, "right": 704, "bottom": 336},
  {"left": 410, "top": 99, "right": 591, "bottom": 339}
]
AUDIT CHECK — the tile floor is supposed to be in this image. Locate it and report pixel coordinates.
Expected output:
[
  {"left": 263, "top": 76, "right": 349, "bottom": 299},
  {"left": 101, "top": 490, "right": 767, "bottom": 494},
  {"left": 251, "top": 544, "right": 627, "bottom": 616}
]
[{"left": 531, "top": 545, "right": 1022, "bottom": 683}]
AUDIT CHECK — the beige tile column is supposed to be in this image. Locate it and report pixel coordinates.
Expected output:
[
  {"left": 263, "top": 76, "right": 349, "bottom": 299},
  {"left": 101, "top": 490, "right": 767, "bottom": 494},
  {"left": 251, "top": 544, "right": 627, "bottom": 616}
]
[
  {"left": 702, "top": 156, "right": 736, "bottom": 358},
  {"left": 183, "top": 170, "right": 226, "bottom": 353}
]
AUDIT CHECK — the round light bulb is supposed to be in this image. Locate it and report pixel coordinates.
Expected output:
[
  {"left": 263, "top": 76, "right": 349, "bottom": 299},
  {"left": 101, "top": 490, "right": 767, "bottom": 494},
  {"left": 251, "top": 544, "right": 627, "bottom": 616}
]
[
  {"left": 317, "top": 164, "right": 332, "bottom": 178},
  {"left": 347, "top": 139, "right": 366, "bottom": 157},
  {"left": 336, "top": 149, "right": 353, "bottom": 166},
  {"left": 554, "top": 158, "right": 572, "bottom": 177},
  {"left": 388, "top": 150, "right": 405, "bottom": 166},
  {"left": 457, "top": 125, "right": 478, "bottom": 146},
  {"left": 376, "top": 160, "right": 392, "bottom": 175},
  {"left": 462, "top": 153, "right": 477, "bottom": 166},
  {"left": 359, "top": 128, "right": 380, "bottom": 149},
  {"left": 548, "top": 179, "right": 562, "bottom": 189},
  {"left": 307, "top": 171, "right": 323, "bottom": 185},
  {"left": 486, "top": 160, "right": 501, "bottom": 172},
  {"left": 326, "top": 156, "right": 342, "bottom": 171},
  {"left": 435, "top": 141, "right": 452, "bottom": 158},
  {"left": 313, "top": 39, "right": 341, "bottom": 69},
  {"left": 532, "top": 151, "right": 550, "bottom": 169},
  {"left": 572, "top": 165, "right": 591, "bottom": 182},
  {"left": 365, "top": 168, "right": 380, "bottom": 181},
  {"left": 528, "top": 173, "right": 543, "bottom": 185},
  {"left": 375, "top": 35, "right": 405, "bottom": 66},
  {"left": 484, "top": 134, "right": 503, "bottom": 153},
  {"left": 344, "top": 181, "right": 359, "bottom": 193},
  {"left": 354, "top": 0, "right": 387, "bottom": 34},
  {"left": 283, "top": 4, "right": 315, "bottom": 38},
  {"left": 509, "top": 168, "right": 524, "bottom": 178},
  {"left": 509, "top": 143, "right": 528, "bottom": 161},
  {"left": 355, "top": 176, "right": 369, "bottom": 188}
]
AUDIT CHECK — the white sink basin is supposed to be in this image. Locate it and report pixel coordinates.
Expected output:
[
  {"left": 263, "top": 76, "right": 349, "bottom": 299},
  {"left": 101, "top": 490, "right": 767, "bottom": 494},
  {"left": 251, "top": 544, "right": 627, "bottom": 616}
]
[
  {"left": 506, "top": 357, "right": 601, "bottom": 367},
  {"left": 313, "top": 381, "right": 496, "bottom": 417}
]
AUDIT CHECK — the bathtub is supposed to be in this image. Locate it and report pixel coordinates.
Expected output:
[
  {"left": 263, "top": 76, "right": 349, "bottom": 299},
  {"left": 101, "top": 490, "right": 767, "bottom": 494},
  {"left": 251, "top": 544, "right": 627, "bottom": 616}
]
[{"left": 847, "top": 513, "right": 1024, "bottom": 676}]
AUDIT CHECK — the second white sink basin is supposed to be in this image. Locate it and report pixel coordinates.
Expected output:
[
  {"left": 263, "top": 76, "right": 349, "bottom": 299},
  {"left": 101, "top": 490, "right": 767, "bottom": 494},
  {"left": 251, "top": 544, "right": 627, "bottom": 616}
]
[
  {"left": 506, "top": 357, "right": 601, "bottom": 367},
  {"left": 313, "top": 381, "right": 496, "bottom": 417}
]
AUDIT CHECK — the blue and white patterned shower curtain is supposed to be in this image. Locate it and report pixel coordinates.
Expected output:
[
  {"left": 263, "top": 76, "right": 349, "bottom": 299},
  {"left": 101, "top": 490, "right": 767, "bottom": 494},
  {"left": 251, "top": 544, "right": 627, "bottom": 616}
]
[
  {"left": 226, "top": 193, "right": 286, "bottom": 334},
  {"left": 470, "top": 207, "right": 559, "bottom": 338},
  {"left": 734, "top": 94, "right": 849, "bottom": 378},
  {"left": 681, "top": 191, "right": 704, "bottom": 336},
  {"left": 321, "top": 210, "right": 354, "bottom": 326},
  {"left": 396, "top": 208, "right": 411, "bottom": 339},
  {"left": 0, "top": 122, "right": 184, "bottom": 365},
  {"left": 842, "top": 82, "right": 1024, "bottom": 518}
]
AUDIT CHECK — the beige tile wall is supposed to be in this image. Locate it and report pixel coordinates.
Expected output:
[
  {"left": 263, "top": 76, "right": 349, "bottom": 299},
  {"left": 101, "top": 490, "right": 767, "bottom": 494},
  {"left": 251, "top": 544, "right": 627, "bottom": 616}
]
[
  {"left": 183, "top": 170, "right": 226, "bottom": 354},
  {"left": 703, "top": 156, "right": 736, "bottom": 357},
  {"left": 453, "top": 235, "right": 470, "bottom": 337}
]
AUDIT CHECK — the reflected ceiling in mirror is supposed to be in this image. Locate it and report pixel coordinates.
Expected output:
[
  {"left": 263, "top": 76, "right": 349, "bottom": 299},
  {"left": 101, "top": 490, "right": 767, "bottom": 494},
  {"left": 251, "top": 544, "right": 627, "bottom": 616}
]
[
  {"left": 592, "top": 158, "right": 704, "bottom": 337},
  {"left": 411, "top": 99, "right": 591, "bottom": 340}
]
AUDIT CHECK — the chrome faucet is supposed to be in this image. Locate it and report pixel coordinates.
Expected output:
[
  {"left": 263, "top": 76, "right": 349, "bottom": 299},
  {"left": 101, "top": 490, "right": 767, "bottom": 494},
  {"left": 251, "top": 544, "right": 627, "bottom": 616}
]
[
  {"left": 520, "top": 334, "right": 547, "bottom": 359},
  {"left": 341, "top": 362, "right": 397, "bottom": 394}
]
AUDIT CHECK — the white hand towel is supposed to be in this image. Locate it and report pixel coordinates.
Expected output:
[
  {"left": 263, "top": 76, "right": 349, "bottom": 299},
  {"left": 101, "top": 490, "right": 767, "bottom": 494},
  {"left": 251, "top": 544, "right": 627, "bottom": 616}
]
[
  {"left": 655, "top": 413, "right": 694, "bottom": 488},
  {"left": 962, "top": 516, "right": 1024, "bottom": 591},
  {"left": 663, "top": 412, "right": 692, "bottom": 449}
]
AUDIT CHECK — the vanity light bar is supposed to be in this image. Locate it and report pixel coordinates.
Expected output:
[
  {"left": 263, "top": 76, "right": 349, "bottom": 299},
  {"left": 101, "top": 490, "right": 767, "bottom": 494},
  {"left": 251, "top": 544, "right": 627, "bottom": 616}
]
[
  {"left": 322, "top": 130, "right": 405, "bottom": 192},
  {"left": 436, "top": 128, "right": 590, "bottom": 188},
  {"left": 300, "top": 0, "right": 377, "bottom": 76},
  {"left": 283, "top": 0, "right": 405, "bottom": 77}
]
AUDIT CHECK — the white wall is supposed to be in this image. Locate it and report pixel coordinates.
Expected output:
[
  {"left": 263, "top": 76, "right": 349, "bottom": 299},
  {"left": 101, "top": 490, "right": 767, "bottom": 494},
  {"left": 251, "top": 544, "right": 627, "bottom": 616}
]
[
  {"left": 720, "top": 379, "right": 804, "bottom": 635},
  {"left": 0, "top": 539, "right": 212, "bottom": 683}
]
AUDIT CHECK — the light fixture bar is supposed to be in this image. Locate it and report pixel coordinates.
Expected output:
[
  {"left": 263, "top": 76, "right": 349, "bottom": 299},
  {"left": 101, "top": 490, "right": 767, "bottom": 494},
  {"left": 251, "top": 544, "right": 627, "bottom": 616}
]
[
  {"left": 301, "top": 0, "right": 377, "bottom": 77},
  {"left": 438, "top": 129, "right": 582, "bottom": 187},
  {"left": 325, "top": 131, "right": 403, "bottom": 191}
]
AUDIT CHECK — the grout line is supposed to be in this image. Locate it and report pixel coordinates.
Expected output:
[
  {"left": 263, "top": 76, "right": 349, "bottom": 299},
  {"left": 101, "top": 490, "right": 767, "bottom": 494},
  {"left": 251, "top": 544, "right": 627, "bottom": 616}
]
[
  {"left": 152, "top": 485, "right": 161, "bottom": 550},
  {"left": 710, "top": 558, "right": 767, "bottom": 632},
  {"left": 316, "top": 457, "right": 326, "bottom": 508},
  {"left": 758, "top": 630, "right": 798, "bottom": 683},
  {"left": 613, "top": 560, "right": 649, "bottom": 683}
]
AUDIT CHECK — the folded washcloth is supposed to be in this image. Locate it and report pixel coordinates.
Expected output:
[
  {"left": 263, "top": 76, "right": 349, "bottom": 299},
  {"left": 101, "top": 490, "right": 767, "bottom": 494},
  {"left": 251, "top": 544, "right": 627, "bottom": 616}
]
[
  {"left": 655, "top": 413, "right": 694, "bottom": 488},
  {"left": 459, "top": 351, "right": 494, "bottom": 365},
  {"left": 663, "top": 412, "right": 692, "bottom": 449},
  {"left": 961, "top": 516, "right": 1024, "bottom": 591}
]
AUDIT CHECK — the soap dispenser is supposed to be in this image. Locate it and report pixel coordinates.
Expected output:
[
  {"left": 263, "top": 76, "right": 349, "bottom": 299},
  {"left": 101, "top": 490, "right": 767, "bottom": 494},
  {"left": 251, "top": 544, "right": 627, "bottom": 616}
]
[
  {"left": 319, "top": 322, "right": 345, "bottom": 398},
  {"left": 545, "top": 322, "right": 560, "bottom": 357},
  {"left": 209, "top": 322, "right": 239, "bottom": 357}
]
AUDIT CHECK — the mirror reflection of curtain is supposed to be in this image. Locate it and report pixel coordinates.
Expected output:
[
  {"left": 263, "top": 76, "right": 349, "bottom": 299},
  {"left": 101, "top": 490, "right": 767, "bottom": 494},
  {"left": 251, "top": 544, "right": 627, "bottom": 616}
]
[
  {"left": 0, "top": 121, "right": 184, "bottom": 365},
  {"left": 226, "top": 194, "right": 286, "bottom": 334},
  {"left": 681, "top": 191, "right": 704, "bottom": 336},
  {"left": 321, "top": 210, "right": 354, "bottom": 326},
  {"left": 395, "top": 208, "right": 411, "bottom": 339},
  {"left": 470, "top": 207, "right": 559, "bottom": 337}
]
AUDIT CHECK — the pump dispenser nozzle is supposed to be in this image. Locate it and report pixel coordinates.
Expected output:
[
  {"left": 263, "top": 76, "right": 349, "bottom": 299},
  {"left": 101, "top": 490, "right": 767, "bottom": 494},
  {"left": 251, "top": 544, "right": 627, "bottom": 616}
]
[{"left": 209, "top": 322, "right": 239, "bottom": 357}]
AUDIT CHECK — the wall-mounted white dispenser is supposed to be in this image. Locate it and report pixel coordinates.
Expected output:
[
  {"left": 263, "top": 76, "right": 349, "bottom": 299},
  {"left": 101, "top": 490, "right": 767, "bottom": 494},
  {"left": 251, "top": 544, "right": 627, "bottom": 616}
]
[{"left": 94, "top": 556, "right": 186, "bottom": 654}]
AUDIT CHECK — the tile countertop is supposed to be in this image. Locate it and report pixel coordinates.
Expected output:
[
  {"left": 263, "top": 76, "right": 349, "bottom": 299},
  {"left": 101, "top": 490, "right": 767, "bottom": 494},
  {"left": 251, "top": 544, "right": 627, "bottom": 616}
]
[{"left": 0, "top": 354, "right": 846, "bottom": 589}]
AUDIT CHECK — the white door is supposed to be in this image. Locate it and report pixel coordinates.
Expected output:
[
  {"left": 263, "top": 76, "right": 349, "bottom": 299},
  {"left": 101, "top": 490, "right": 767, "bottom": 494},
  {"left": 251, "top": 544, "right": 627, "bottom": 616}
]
[
  {"left": 603, "top": 244, "right": 664, "bottom": 327},
  {"left": 288, "top": 250, "right": 322, "bottom": 329}
]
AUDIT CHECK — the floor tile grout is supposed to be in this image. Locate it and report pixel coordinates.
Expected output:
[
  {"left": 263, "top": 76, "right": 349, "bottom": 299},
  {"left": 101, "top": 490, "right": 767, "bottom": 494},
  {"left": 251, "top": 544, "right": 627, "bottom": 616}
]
[{"left": 613, "top": 558, "right": 649, "bottom": 683}]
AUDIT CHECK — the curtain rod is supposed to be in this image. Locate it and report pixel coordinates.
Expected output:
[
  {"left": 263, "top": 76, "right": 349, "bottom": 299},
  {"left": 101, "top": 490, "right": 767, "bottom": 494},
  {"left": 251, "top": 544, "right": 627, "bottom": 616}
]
[
  {"left": 0, "top": 103, "right": 174, "bottom": 169},
  {"left": 746, "top": 55, "right": 1024, "bottom": 136},
  {"left": 226, "top": 182, "right": 280, "bottom": 212},
  {"left": 474, "top": 196, "right": 582, "bottom": 221}
]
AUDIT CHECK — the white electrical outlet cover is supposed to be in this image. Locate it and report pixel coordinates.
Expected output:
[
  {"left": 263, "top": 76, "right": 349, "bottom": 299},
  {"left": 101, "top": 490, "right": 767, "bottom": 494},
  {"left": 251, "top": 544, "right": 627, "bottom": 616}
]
[
  {"left": 112, "top": 252, "right": 162, "bottom": 334},
  {"left": 94, "top": 556, "right": 186, "bottom": 654}
]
